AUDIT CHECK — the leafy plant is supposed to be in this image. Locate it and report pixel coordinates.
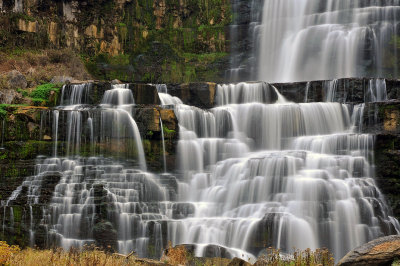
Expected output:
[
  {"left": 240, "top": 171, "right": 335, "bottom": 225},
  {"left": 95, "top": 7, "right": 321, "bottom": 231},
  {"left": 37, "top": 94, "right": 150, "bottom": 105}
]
[{"left": 30, "top": 83, "right": 60, "bottom": 100}]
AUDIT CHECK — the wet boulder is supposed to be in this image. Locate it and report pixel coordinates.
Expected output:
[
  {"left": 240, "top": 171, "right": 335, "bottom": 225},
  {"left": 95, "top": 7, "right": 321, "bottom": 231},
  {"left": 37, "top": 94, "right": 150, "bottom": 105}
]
[
  {"left": 172, "top": 203, "right": 195, "bottom": 219},
  {"left": 93, "top": 221, "right": 118, "bottom": 252},
  {"left": 338, "top": 235, "right": 400, "bottom": 266},
  {"left": 247, "top": 212, "right": 286, "bottom": 255},
  {"left": 39, "top": 171, "right": 62, "bottom": 204}
]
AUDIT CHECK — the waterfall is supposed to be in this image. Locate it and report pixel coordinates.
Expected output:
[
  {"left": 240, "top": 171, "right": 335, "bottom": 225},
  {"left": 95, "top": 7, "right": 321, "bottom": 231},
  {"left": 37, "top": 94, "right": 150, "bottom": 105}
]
[
  {"left": 158, "top": 82, "right": 399, "bottom": 261},
  {"left": 257, "top": 1, "right": 400, "bottom": 82},
  {"left": 3, "top": 80, "right": 399, "bottom": 261},
  {"left": 3, "top": 84, "right": 158, "bottom": 254},
  {"left": 60, "top": 83, "right": 92, "bottom": 106},
  {"left": 159, "top": 118, "right": 167, "bottom": 173}
]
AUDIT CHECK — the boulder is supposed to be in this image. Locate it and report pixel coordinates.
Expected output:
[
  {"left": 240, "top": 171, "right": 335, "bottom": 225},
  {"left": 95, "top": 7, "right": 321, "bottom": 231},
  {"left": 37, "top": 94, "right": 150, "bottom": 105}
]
[
  {"left": 228, "top": 257, "right": 252, "bottom": 266},
  {"left": 0, "top": 89, "right": 22, "bottom": 104},
  {"left": 93, "top": 221, "right": 118, "bottom": 252},
  {"left": 6, "top": 70, "right": 27, "bottom": 90},
  {"left": 50, "top": 76, "right": 74, "bottom": 84},
  {"left": 338, "top": 235, "right": 400, "bottom": 266}
]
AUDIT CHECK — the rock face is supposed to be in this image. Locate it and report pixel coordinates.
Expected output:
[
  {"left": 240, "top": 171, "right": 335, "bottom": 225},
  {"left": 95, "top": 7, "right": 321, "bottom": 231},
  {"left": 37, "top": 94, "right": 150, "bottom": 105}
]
[
  {"left": 0, "top": 0, "right": 231, "bottom": 83},
  {"left": 167, "top": 82, "right": 217, "bottom": 109},
  {"left": 93, "top": 221, "right": 118, "bottom": 252},
  {"left": 6, "top": 70, "right": 27, "bottom": 90},
  {"left": 338, "top": 235, "right": 400, "bottom": 266},
  {"left": 273, "top": 78, "right": 400, "bottom": 103},
  {"left": 359, "top": 101, "right": 400, "bottom": 220},
  {"left": 0, "top": 89, "right": 22, "bottom": 104}
]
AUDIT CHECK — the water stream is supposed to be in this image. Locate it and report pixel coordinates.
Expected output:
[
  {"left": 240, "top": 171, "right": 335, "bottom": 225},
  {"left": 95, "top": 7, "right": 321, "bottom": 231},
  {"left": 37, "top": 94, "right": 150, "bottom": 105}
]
[{"left": 256, "top": 1, "right": 400, "bottom": 82}]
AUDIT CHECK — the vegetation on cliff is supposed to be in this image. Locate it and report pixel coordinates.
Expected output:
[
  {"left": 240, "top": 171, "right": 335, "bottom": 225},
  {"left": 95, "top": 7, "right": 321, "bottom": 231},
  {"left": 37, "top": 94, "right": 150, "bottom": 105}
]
[{"left": 0, "top": 0, "right": 231, "bottom": 83}]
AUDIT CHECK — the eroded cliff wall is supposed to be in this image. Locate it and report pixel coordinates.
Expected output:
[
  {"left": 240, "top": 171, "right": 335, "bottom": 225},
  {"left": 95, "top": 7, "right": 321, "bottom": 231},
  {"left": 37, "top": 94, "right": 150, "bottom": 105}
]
[{"left": 0, "top": 0, "right": 231, "bottom": 83}]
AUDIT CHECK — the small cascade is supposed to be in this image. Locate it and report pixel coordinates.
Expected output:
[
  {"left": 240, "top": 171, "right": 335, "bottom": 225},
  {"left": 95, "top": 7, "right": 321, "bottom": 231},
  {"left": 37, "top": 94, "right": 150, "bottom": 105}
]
[
  {"left": 53, "top": 110, "right": 59, "bottom": 157},
  {"left": 156, "top": 85, "right": 182, "bottom": 106},
  {"left": 366, "top": 78, "right": 388, "bottom": 102},
  {"left": 216, "top": 82, "right": 277, "bottom": 105},
  {"left": 101, "top": 84, "right": 135, "bottom": 106},
  {"left": 304, "top": 82, "right": 310, "bottom": 103},
  {"left": 60, "top": 83, "right": 92, "bottom": 106},
  {"left": 159, "top": 118, "right": 167, "bottom": 173},
  {"left": 325, "top": 79, "right": 339, "bottom": 102}
]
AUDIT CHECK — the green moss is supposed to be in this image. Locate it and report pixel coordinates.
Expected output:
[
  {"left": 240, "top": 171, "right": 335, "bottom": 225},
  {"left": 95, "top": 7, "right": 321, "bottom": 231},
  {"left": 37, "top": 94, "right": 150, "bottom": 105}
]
[
  {"left": 30, "top": 83, "right": 60, "bottom": 99},
  {"left": 12, "top": 206, "right": 22, "bottom": 223},
  {"left": 0, "top": 106, "right": 7, "bottom": 118},
  {"left": 146, "top": 131, "right": 154, "bottom": 137},
  {"left": 16, "top": 13, "right": 36, "bottom": 22}
]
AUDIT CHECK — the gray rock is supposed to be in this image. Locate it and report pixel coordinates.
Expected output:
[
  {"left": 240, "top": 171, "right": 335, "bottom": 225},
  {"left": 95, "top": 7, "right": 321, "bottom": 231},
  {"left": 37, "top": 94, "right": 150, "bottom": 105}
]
[
  {"left": 7, "top": 70, "right": 27, "bottom": 90},
  {"left": 338, "top": 235, "right": 400, "bottom": 266},
  {"left": 50, "top": 76, "right": 73, "bottom": 84},
  {"left": 0, "top": 89, "right": 21, "bottom": 104}
]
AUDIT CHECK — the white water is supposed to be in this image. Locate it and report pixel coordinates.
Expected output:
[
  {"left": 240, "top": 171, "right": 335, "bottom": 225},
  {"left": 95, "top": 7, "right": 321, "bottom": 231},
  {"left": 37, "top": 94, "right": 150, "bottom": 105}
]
[
  {"left": 258, "top": 1, "right": 400, "bottom": 82},
  {"left": 159, "top": 118, "right": 167, "bottom": 173},
  {"left": 3, "top": 84, "right": 151, "bottom": 250},
  {"left": 2, "top": 81, "right": 398, "bottom": 262},
  {"left": 162, "top": 81, "right": 399, "bottom": 261}
]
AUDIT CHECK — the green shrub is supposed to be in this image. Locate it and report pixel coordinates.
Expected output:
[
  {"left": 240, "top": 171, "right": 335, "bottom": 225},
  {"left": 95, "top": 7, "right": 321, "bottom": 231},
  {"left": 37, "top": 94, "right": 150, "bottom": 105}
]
[{"left": 30, "top": 83, "right": 61, "bottom": 100}]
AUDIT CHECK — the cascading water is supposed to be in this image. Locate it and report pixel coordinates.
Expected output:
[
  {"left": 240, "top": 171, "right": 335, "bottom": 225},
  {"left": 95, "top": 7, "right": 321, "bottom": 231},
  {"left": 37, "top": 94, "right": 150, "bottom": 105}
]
[
  {"left": 158, "top": 82, "right": 399, "bottom": 261},
  {"left": 3, "top": 84, "right": 167, "bottom": 256},
  {"left": 3, "top": 80, "right": 399, "bottom": 262},
  {"left": 257, "top": 0, "right": 400, "bottom": 82}
]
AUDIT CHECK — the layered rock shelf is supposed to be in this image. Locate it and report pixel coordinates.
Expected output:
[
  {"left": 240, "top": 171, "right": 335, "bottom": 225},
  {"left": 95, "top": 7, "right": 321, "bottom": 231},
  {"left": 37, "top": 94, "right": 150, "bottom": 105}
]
[{"left": 0, "top": 78, "right": 399, "bottom": 260}]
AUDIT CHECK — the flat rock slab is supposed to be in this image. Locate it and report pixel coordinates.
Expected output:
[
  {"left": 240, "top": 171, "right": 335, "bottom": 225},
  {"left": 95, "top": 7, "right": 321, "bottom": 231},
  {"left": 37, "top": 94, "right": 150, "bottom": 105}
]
[{"left": 338, "top": 235, "right": 400, "bottom": 266}]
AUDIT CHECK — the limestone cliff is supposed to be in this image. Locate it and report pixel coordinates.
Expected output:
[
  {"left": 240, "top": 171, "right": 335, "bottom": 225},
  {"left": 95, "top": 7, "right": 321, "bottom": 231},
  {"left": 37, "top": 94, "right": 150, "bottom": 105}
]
[{"left": 0, "top": 0, "right": 231, "bottom": 83}]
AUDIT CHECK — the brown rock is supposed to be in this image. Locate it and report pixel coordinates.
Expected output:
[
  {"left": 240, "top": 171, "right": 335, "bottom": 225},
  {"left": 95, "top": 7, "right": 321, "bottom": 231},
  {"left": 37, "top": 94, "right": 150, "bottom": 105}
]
[
  {"left": 27, "top": 122, "right": 37, "bottom": 133},
  {"left": 228, "top": 257, "right": 252, "bottom": 266},
  {"left": 18, "top": 19, "right": 38, "bottom": 33},
  {"left": 338, "top": 235, "right": 400, "bottom": 266},
  {"left": 160, "top": 109, "right": 178, "bottom": 131}
]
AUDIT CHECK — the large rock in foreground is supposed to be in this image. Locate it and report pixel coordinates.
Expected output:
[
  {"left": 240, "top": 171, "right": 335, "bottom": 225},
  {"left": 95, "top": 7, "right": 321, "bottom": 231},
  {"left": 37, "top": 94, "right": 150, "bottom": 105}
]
[{"left": 338, "top": 235, "right": 400, "bottom": 266}]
